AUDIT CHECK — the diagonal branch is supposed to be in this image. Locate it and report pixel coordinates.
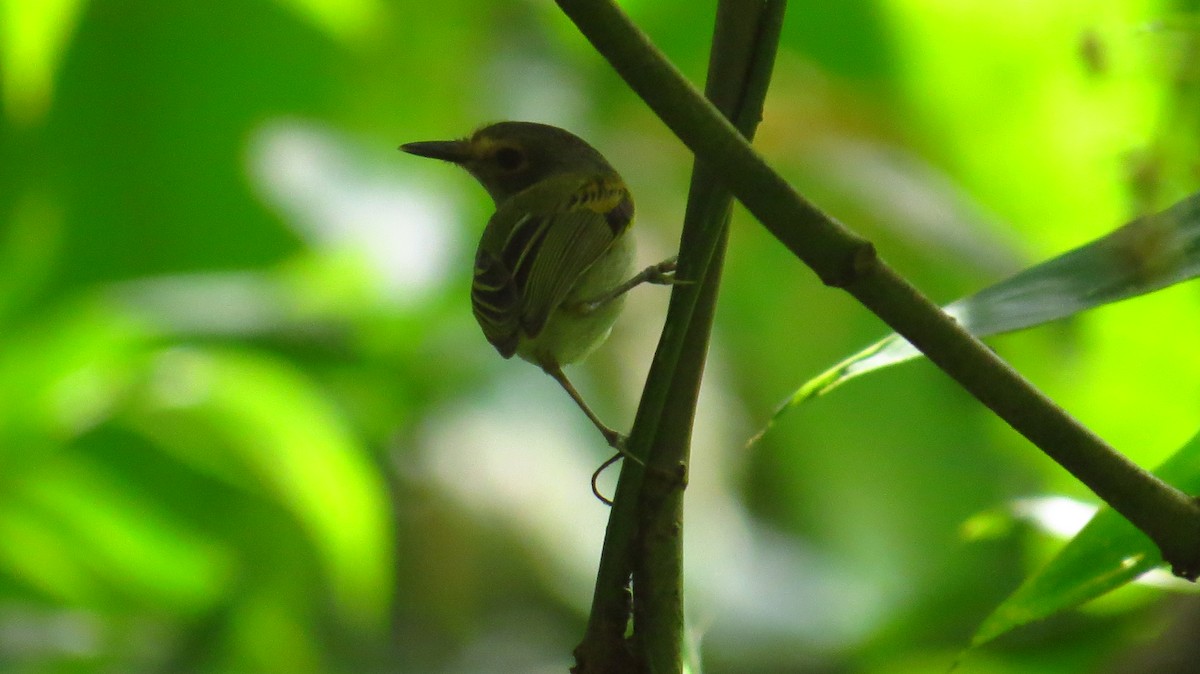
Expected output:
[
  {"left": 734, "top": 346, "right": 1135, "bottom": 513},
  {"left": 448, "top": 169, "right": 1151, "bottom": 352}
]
[{"left": 556, "top": 0, "right": 1200, "bottom": 580}]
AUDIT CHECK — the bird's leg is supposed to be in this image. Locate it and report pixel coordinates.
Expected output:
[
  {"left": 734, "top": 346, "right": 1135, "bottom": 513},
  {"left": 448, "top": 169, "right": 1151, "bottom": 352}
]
[
  {"left": 541, "top": 361, "right": 650, "bottom": 506},
  {"left": 572, "top": 256, "right": 681, "bottom": 314},
  {"left": 541, "top": 360, "right": 629, "bottom": 451}
]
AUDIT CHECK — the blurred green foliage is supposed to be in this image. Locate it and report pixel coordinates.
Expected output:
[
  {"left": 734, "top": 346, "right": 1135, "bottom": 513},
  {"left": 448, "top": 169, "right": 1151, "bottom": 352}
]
[{"left": 2, "top": 0, "right": 1199, "bottom": 672}]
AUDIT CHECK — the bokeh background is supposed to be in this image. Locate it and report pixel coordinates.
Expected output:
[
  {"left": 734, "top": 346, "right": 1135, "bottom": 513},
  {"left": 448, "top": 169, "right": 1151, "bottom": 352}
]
[{"left": 3, "top": 0, "right": 1200, "bottom": 672}]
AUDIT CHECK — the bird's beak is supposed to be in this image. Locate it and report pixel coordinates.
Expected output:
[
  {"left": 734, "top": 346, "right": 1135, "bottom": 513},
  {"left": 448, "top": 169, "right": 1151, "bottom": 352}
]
[{"left": 399, "top": 139, "right": 473, "bottom": 164}]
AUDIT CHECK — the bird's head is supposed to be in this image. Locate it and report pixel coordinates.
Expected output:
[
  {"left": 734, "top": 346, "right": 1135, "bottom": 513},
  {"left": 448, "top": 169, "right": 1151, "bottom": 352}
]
[{"left": 401, "top": 121, "right": 615, "bottom": 205}]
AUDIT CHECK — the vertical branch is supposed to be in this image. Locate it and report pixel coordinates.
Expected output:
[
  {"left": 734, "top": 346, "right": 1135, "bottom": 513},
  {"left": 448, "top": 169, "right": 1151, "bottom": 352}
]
[
  {"left": 571, "top": 2, "right": 787, "bottom": 672},
  {"left": 634, "top": 2, "right": 786, "bottom": 672}
]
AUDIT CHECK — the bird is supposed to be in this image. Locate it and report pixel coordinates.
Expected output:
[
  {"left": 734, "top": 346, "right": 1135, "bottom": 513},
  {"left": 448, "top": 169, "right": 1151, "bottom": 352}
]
[{"left": 400, "top": 121, "right": 675, "bottom": 453}]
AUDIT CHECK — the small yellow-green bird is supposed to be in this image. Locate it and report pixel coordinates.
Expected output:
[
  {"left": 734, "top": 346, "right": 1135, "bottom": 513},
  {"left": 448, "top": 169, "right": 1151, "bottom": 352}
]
[{"left": 401, "top": 121, "right": 674, "bottom": 451}]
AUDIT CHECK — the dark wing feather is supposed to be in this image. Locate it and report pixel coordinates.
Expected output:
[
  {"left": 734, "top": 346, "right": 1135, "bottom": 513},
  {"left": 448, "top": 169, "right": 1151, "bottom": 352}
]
[
  {"left": 471, "top": 174, "right": 630, "bottom": 356},
  {"left": 471, "top": 243, "right": 523, "bottom": 357}
]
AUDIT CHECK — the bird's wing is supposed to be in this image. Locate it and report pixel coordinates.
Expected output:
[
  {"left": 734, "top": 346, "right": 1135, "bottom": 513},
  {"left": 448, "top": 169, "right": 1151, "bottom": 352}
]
[
  {"left": 471, "top": 230, "right": 525, "bottom": 358},
  {"left": 471, "top": 175, "right": 632, "bottom": 357}
]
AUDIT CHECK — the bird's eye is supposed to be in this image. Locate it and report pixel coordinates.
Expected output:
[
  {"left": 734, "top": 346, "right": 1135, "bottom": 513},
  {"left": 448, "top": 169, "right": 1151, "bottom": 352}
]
[{"left": 494, "top": 146, "right": 525, "bottom": 172}]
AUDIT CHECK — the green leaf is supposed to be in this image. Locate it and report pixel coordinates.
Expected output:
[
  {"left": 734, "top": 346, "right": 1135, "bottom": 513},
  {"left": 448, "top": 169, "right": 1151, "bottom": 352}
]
[
  {"left": 129, "top": 347, "right": 394, "bottom": 628},
  {"left": 268, "top": 0, "right": 383, "bottom": 43},
  {"left": 0, "top": 297, "right": 146, "bottom": 456},
  {"left": 0, "top": 299, "right": 232, "bottom": 610},
  {"left": 0, "top": 0, "right": 86, "bottom": 125},
  {"left": 0, "top": 457, "right": 232, "bottom": 610},
  {"left": 750, "top": 190, "right": 1200, "bottom": 446},
  {"left": 971, "top": 429, "right": 1200, "bottom": 647}
]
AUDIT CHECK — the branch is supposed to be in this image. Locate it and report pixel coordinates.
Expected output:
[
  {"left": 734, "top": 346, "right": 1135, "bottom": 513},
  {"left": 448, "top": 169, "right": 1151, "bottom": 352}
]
[
  {"left": 572, "top": 1, "right": 787, "bottom": 672},
  {"left": 632, "top": 3, "right": 786, "bottom": 673},
  {"left": 556, "top": 0, "right": 1200, "bottom": 579}
]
